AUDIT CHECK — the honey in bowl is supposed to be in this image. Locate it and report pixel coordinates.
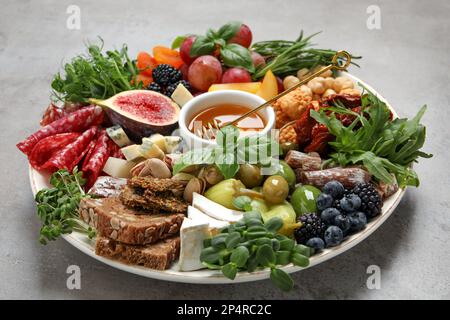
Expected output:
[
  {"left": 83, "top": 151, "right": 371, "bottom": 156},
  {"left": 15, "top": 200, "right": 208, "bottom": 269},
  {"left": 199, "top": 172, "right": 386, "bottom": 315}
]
[{"left": 188, "top": 104, "right": 266, "bottom": 138}]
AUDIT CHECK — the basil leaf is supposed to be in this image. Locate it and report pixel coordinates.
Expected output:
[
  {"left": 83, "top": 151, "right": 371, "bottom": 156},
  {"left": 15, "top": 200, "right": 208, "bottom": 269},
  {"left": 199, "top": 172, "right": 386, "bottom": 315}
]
[
  {"left": 221, "top": 263, "right": 238, "bottom": 280},
  {"left": 216, "top": 162, "right": 239, "bottom": 180},
  {"left": 172, "top": 148, "right": 215, "bottom": 175},
  {"left": 230, "top": 246, "right": 250, "bottom": 267},
  {"left": 171, "top": 35, "right": 186, "bottom": 49},
  {"left": 256, "top": 244, "right": 275, "bottom": 267},
  {"left": 220, "top": 43, "right": 255, "bottom": 72},
  {"left": 270, "top": 268, "right": 294, "bottom": 292},
  {"left": 206, "top": 28, "right": 217, "bottom": 40},
  {"left": 216, "top": 21, "right": 242, "bottom": 41},
  {"left": 225, "top": 232, "right": 242, "bottom": 249},
  {"left": 190, "top": 35, "right": 215, "bottom": 56}
]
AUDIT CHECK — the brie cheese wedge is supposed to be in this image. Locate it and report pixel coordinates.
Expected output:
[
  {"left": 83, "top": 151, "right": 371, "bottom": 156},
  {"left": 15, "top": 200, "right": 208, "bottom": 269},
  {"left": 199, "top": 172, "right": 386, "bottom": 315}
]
[
  {"left": 192, "top": 193, "right": 244, "bottom": 222},
  {"left": 178, "top": 217, "right": 210, "bottom": 272}
]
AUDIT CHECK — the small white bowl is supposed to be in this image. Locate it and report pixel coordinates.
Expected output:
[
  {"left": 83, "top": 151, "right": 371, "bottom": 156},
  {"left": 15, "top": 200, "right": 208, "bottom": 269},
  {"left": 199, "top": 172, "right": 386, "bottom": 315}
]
[{"left": 179, "top": 90, "right": 276, "bottom": 149}]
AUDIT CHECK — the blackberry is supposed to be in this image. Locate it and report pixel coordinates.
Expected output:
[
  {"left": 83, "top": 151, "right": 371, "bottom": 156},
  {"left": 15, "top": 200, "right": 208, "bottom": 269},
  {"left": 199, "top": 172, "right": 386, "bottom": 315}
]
[
  {"left": 351, "top": 183, "right": 382, "bottom": 218},
  {"left": 294, "top": 213, "right": 326, "bottom": 245},
  {"left": 152, "top": 64, "right": 182, "bottom": 86},
  {"left": 165, "top": 80, "right": 191, "bottom": 97},
  {"left": 146, "top": 82, "right": 163, "bottom": 93}
]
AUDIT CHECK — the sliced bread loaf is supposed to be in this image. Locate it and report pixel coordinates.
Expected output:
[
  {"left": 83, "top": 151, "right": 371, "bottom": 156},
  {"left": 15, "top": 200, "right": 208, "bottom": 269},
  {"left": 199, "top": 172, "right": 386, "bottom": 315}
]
[
  {"left": 95, "top": 236, "right": 180, "bottom": 270},
  {"left": 79, "top": 197, "right": 184, "bottom": 245}
]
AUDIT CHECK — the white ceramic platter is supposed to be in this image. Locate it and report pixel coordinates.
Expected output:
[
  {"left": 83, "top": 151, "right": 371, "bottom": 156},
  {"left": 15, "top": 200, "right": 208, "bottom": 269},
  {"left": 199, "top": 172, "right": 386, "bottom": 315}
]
[{"left": 28, "top": 73, "right": 405, "bottom": 284}]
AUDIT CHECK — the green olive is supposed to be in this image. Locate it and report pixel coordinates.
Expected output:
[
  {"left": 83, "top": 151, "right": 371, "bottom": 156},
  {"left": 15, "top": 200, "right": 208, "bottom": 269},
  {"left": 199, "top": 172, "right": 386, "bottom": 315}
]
[
  {"left": 262, "top": 175, "right": 289, "bottom": 205},
  {"left": 275, "top": 160, "right": 296, "bottom": 188},
  {"left": 236, "top": 164, "right": 263, "bottom": 188},
  {"left": 280, "top": 141, "right": 299, "bottom": 155},
  {"left": 290, "top": 185, "right": 321, "bottom": 216}
]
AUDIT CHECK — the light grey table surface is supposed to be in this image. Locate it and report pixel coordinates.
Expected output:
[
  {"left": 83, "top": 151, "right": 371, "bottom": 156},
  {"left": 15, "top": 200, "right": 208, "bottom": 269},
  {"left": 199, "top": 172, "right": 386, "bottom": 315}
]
[{"left": 0, "top": 0, "right": 449, "bottom": 300}]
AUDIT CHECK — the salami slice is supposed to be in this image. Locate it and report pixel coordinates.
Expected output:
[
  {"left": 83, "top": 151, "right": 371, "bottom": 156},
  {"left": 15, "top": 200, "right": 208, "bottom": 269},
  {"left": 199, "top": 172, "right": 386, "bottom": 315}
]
[
  {"left": 82, "top": 130, "right": 112, "bottom": 189},
  {"left": 41, "top": 126, "right": 99, "bottom": 173},
  {"left": 17, "top": 105, "right": 103, "bottom": 156},
  {"left": 108, "top": 140, "right": 125, "bottom": 159},
  {"left": 29, "top": 133, "right": 81, "bottom": 170}
]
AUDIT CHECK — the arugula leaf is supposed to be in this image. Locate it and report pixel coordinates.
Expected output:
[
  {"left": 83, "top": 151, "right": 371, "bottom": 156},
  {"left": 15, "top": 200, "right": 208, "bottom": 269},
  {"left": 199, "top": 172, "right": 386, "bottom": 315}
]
[{"left": 311, "top": 87, "right": 432, "bottom": 187}]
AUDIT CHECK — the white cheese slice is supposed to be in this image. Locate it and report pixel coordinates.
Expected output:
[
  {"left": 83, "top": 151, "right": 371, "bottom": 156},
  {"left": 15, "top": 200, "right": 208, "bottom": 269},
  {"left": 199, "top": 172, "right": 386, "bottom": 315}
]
[
  {"left": 106, "top": 125, "right": 132, "bottom": 147},
  {"left": 120, "top": 144, "right": 142, "bottom": 161},
  {"left": 187, "top": 206, "right": 229, "bottom": 235},
  {"left": 178, "top": 217, "right": 210, "bottom": 272},
  {"left": 164, "top": 136, "right": 182, "bottom": 153},
  {"left": 147, "top": 134, "right": 167, "bottom": 153},
  {"left": 171, "top": 84, "right": 194, "bottom": 107},
  {"left": 139, "top": 138, "right": 165, "bottom": 159},
  {"left": 102, "top": 157, "right": 135, "bottom": 178},
  {"left": 192, "top": 193, "right": 244, "bottom": 222}
]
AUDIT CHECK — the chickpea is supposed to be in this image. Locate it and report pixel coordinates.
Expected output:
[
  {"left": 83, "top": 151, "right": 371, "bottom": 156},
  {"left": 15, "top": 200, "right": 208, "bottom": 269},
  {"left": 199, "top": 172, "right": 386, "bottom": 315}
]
[
  {"left": 299, "top": 85, "right": 312, "bottom": 97},
  {"left": 323, "top": 77, "right": 335, "bottom": 90},
  {"left": 333, "top": 76, "right": 354, "bottom": 92},
  {"left": 283, "top": 75, "right": 300, "bottom": 90},
  {"left": 307, "top": 78, "right": 325, "bottom": 95},
  {"left": 339, "top": 88, "right": 360, "bottom": 96},
  {"left": 297, "top": 68, "right": 309, "bottom": 80},
  {"left": 322, "top": 88, "right": 337, "bottom": 98}
]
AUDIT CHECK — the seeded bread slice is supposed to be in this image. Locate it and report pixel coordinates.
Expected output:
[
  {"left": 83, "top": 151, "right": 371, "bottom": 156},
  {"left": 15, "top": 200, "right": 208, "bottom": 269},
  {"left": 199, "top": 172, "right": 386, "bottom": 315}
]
[
  {"left": 95, "top": 236, "right": 180, "bottom": 270},
  {"left": 79, "top": 197, "right": 184, "bottom": 245}
]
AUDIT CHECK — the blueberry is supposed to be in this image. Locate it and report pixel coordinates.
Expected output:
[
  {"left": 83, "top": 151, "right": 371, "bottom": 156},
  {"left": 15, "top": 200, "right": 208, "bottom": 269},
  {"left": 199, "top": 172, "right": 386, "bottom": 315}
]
[
  {"left": 333, "top": 214, "right": 351, "bottom": 233},
  {"left": 317, "top": 193, "right": 334, "bottom": 211},
  {"left": 339, "top": 194, "right": 361, "bottom": 212},
  {"left": 349, "top": 211, "right": 367, "bottom": 232},
  {"left": 320, "top": 207, "right": 341, "bottom": 225},
  {"left": 306, "top": 237, "right": 325, "bottom": 250},
  {"left": 324, "top": 226, "right": 344, "bottom": 247},
  {"left": 322, "top": 181, "right": 345, "bottom": 199}
]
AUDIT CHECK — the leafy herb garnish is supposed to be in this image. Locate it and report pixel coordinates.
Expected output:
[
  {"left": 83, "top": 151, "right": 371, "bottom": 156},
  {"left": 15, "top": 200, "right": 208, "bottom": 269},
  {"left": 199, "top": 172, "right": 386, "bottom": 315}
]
[
  {"left": 35, "top": 168, "right": 95, "bottom": 245},
  {"left": 185, "top": 21, "right": 255, "bottom": 73},
  {"left": 51, "top": 39, "right": 139, "bottom": 103},
  {"left": 310, "top": 86, "right": 432, "bottom": 187},
  {"left": 172, "top": 126, "right": 280, "bottom": 179},
  {"left": 200, "top": 211, "right": 311, "bottom": 291},
  {"left": 251, "top": 31, "right": 361, "bottom": 79}
]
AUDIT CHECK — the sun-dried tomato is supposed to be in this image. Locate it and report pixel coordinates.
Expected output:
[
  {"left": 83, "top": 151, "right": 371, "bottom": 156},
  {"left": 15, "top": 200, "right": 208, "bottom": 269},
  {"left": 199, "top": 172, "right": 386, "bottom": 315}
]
[
  {"left": 322, "top": 94, "right": 361, "bottom": 108},
  {"left": 293, "top": 104, "right": 317, "bottom": 147},
  {"left": 304, "top": 124, "right": 334, "bottom": 155}
]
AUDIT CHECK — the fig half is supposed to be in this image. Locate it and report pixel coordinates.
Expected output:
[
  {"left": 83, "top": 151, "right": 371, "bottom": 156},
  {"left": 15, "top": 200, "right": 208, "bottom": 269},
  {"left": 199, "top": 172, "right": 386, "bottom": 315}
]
[{"left": 89, "top": 90, "right": 180, "bottom": 141}]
